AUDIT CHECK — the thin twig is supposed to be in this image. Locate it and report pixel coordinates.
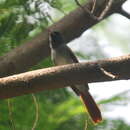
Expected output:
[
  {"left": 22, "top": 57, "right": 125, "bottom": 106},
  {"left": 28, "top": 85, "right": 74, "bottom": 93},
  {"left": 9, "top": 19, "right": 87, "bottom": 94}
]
[
  {"left": 74, "top": 0, "right": 98, "bottom": 20},
  {"left": 7, "top": 99, "right": 16, "bottom": 130},
  {"left": 91, "top": 0, "right": 97, "bottom": 13},
  {"left": 100, "top": 67, "right": 117, "bottom": 79},
  {"left": 84, "top": 120, "right": 88, "bottom": 130},
  {"left": 118, "top": 8, "right": 130, "bottom": 19},
  {"left": 31, "top": 94, "right": 39, "bottom": 130},
  {"left": 98, "top": 0, "right": 113, "bottom": 20}
]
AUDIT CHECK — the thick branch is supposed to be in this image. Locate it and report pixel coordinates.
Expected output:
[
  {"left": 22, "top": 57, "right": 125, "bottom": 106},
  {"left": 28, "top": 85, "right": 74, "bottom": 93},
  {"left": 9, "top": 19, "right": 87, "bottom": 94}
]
[
  {"left": 0, "top": 54, "right": 130, "bottom": 99},
  {"left": 0, "top": 0, "right": 126, "bottom": 77}
]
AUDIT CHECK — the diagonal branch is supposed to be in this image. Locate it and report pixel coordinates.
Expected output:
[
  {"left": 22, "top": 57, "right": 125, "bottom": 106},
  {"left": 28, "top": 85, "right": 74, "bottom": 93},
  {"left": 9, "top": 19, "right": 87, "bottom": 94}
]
[
  {"left": 0, "top": 0, "right": 126, "bottom": 78},
  {"left": 0, "top": 54, "right": 130, "bottom": 99}
]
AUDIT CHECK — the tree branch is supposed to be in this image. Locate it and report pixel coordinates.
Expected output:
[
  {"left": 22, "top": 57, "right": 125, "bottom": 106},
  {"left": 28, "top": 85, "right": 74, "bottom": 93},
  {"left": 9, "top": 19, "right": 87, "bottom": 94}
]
[
  {"left": 0, "top": 0, "right": 126, "bottom": 77},
  {"left": 0, "top": 54, "right": 130, "bottom": 99},
  {"left": 117, "top": 7, "right": 130, "bottom": 19}
]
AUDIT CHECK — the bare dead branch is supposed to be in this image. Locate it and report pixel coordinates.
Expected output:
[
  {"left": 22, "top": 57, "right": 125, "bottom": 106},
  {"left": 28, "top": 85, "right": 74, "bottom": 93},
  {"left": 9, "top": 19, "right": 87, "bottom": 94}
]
[{"left": 0, "top": 54, "right": 130, "bottom": 99}]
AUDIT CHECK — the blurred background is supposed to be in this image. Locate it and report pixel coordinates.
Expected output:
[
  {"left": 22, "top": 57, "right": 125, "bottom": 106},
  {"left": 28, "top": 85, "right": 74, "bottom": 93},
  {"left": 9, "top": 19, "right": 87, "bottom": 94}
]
[{"left": 0, "top": 0, "right": 130, "bottom": 129}]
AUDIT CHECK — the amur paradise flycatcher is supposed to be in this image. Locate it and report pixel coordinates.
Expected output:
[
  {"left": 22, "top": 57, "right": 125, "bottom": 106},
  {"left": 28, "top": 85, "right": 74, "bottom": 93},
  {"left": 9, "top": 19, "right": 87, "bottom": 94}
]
[{"left": 49, "top": 31, "right": 102, "bottom": 123}]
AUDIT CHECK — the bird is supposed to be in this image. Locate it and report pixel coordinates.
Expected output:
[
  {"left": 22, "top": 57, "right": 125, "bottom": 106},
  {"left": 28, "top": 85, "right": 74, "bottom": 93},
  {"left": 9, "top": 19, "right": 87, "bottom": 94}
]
[{"left": 49, "top": 31, "right": 102, "bottom": 123}]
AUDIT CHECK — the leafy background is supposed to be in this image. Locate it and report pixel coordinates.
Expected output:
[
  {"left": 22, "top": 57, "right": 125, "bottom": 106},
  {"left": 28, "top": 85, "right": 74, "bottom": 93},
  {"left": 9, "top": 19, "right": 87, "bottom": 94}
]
[{"left": 0, "top": 0, "right": 130, "bottom": 129}]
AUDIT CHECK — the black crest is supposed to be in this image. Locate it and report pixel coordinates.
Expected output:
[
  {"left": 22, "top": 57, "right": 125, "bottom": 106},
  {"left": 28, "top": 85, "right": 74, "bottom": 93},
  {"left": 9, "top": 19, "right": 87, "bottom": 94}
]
[{"left": 50, "top": 31, "right": 64, "bottom": 48}]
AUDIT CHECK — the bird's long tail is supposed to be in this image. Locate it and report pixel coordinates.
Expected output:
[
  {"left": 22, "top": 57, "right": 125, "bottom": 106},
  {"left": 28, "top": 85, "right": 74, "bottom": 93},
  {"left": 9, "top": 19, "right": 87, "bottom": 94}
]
[{"left": 80, "top": 91, "right": 102, "bottom": 124}]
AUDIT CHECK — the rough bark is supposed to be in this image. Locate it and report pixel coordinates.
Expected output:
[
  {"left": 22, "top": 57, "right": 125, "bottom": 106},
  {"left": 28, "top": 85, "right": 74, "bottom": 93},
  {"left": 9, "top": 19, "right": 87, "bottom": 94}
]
[
  {"left": 0, "top": 0, "right": 126, "bottom": 77},
  {"left": 0, "top": 54, "right": 130, "bottom": 99}
]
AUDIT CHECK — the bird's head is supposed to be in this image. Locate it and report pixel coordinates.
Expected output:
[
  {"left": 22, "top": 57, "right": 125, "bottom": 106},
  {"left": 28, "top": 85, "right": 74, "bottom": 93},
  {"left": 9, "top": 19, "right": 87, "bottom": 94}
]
[{"left": 49, "top": 31, "right": 64, "bottom": 48}]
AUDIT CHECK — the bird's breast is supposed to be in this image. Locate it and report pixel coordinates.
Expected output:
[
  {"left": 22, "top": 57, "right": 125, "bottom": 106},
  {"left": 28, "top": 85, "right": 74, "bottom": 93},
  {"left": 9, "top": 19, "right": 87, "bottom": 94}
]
[{"left": 52, "top": 48, "right": 74, "bottom": 65}]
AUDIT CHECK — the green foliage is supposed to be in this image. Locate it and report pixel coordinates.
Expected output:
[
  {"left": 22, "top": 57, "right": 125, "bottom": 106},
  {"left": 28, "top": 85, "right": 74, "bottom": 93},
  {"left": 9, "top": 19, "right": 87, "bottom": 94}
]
[
  {"left": 0, "top": 89, "right": 86, "bottom": 130},
  {"left": 31, "top": 57, "right": 53, "bottom": 70},
  {"left": 99, "top": 90, "right": 130, "bottom": 105}
]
